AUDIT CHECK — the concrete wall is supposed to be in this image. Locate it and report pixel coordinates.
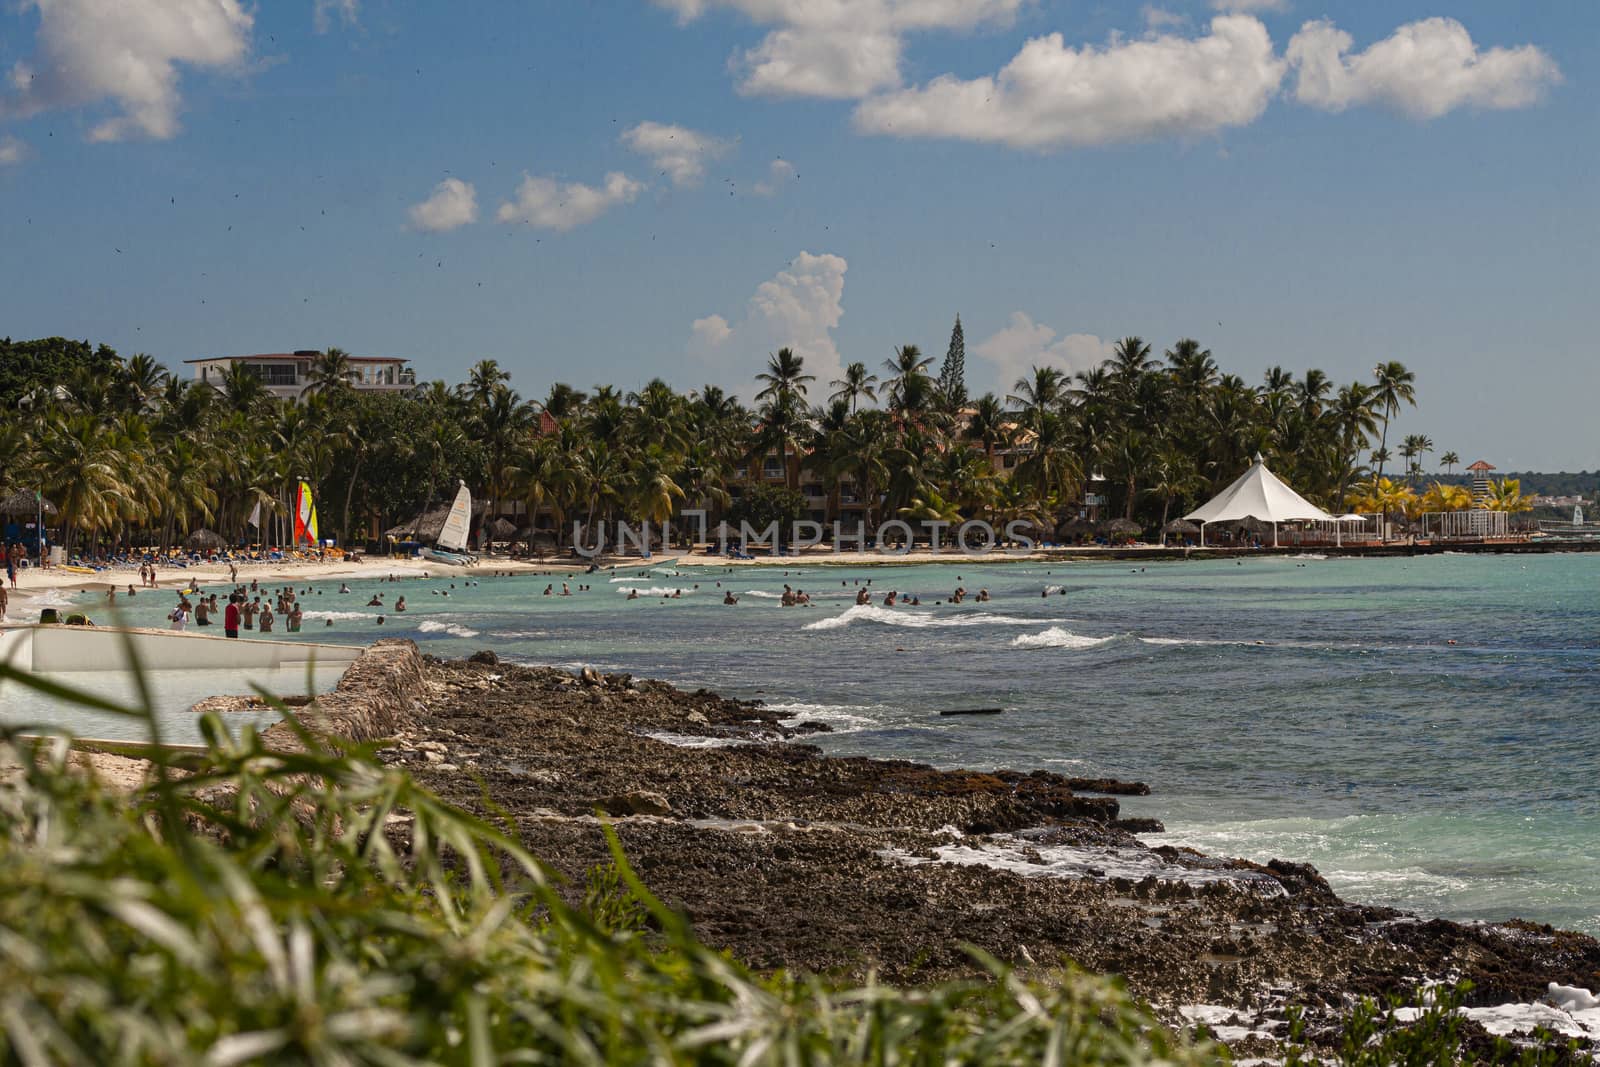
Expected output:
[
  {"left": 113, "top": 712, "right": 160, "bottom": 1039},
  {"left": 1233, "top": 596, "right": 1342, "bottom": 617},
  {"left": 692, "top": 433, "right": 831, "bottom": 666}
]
[{"left": 0, "top": 625, "right": 364, "bottom": 674}]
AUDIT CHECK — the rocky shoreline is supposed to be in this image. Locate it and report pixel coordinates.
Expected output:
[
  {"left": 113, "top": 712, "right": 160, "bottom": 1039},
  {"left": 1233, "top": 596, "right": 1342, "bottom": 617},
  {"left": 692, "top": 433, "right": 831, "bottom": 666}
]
[{"left": 288, "top": 641, "right": 1599, "bottom": 1057}]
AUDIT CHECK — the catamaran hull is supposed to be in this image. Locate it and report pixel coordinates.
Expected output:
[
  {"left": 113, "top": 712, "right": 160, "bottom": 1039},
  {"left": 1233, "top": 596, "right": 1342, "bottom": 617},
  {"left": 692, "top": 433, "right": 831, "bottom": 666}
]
[{"left": 423, "top": 548, "right": 476, "bottom": 566}]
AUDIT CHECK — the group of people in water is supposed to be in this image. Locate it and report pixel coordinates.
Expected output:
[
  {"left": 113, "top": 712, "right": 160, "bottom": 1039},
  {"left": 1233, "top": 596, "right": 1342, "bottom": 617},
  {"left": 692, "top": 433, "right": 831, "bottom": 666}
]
[{"left": 165, "top": 579, "right": 308, "bottom": 635}]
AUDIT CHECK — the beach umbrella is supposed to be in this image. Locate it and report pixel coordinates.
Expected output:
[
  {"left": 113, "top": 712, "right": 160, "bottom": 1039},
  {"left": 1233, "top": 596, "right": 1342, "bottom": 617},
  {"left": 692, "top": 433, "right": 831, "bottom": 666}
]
[
  {"left": 1162, "top": 519, "right": 1200, "bottom": 534},
  {"left": 488, "top": 517, "right": 517, "bottom": 540},
  {"left": 0, "top": 490, "right": 57, "bottom": 517},
  {"left": 1105, "top": 518, "right": 1141, "bottom": 535},
  {"left": 184, "top": 528, "right": 226, "bottom": 551},
  {"left": 712, "top": 520, "right": 737, "bottom": 541}
]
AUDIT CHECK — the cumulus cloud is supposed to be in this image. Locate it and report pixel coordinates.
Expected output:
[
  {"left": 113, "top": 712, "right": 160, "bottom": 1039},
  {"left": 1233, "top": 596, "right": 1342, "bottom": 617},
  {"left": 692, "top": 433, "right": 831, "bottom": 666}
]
[
  {"left": 975, "top": 313, "right": 1114, "bottom": 396},
  {"left": 687, "top": 251, "right": 849, "bottom": 398},
  {"left": 314, "top": 0, "right": 359, "bottom": 33},
  {"left": 1287, "top": 17, "right": 1561, "bottom": 119},
  {"left": 408, "top": 177, "right": 478, "bottom": 232},
  {"left": 752, "top": 158, "right": 797, "bottom": 196},
  {"left": 853, "top": 15, "right": 1285, "bottom": 149},
  {"left": 621, "top": 121, "right": 729, "bottom": 187},
  {"left": 656, "top": 0, "right": 1023, "bottom": 98},
  {"left": 496, "top": 171, "right": 645, "bottom": 231},
  {"left": 2, "top": 0, "right": 252, "bottom": 142},
  {"left": 0, "top": 136, "right": 29, "bottom": 166}
]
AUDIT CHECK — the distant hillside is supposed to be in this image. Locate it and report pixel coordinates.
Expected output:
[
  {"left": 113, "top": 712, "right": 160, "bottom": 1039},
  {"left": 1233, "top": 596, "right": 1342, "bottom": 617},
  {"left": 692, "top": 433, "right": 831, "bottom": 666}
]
[{"left": 1420, "top": 471, "right": 1597, "bottom": 499}]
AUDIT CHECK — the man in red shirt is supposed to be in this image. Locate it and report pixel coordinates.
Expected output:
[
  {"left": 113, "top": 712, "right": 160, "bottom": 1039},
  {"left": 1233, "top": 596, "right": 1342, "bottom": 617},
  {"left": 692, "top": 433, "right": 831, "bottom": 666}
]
[{"left": 224, "top": 594, "right": 241, "bottom": 639}]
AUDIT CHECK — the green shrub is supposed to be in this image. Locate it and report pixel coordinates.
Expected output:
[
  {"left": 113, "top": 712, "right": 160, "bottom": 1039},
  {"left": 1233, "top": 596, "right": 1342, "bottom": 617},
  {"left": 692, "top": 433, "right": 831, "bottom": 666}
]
[{"left": 0, "top": 656, "right": 1220, "bottom": 1066}]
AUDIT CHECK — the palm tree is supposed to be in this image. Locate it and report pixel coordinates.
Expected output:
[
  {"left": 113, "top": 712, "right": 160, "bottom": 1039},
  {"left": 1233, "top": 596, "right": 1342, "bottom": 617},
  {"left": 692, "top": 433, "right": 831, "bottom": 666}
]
[
  {"left": 463, "top": 359, "right": 511, "bottom": 408},
  {"left": 1439, "top": 451, "right": 1460, "bottom": 476},
  {"left": 306, "top": 347, "right": 357, "bottom": 397},
  {"left": 1008, "top": 367, "right": 1064, "bottom": 430},
  {"left": 881, "top": 345, "right": 932, "bottom": 413},
  {"left": 1370, "top": 360, "right": 1417, "bottom": 480},
  {"left": 755, "top": 348, "right": 813, "bottom": 406},
  {"left": 1485, "top": 478, "right": 1532, "bottom": 514},
  {"left": 828, "top": 362, "right": 878, "bottom": 411},
  {"left": 963, "top": 393, "right": 1012, "bottom": 458}
]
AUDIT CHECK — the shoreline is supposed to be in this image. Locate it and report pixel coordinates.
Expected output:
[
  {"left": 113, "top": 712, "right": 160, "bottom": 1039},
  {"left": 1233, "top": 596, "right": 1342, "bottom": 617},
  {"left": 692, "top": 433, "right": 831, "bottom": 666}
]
[
  {"left": 10, "top": 533, "right": 1593, "bottom": 601},
  {"left": 270, "top": 640, "right": 1600, "bottom": 1056}
]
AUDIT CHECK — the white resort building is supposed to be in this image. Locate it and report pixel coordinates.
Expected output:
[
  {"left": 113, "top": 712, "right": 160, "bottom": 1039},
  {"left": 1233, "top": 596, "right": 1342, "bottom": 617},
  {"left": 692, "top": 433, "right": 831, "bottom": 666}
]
[{"left": 186, "top": 351, "right": 414, "bottom": 402}]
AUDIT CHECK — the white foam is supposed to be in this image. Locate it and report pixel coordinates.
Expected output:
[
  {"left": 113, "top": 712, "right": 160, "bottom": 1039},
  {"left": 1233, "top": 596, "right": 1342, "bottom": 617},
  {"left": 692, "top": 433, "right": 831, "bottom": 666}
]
[
  {"left": 487, "top": 629, "right": 548, "bottom": 639},
  {"left": 22, "top": 589, "right": 81, "bottom": 609},
  {"left": 417, "top": 620, "right": 481, "bottom": 638},
  {"left": 640, "top": 730, "right": 748, "bottom": 749},
  {"left": 741, "top": 590, "right": 784, "bottom": 599},
  {"left": 803, "top": 605, "right": 1031, "bottom": 631},
  {"left": 763, "top": 701, "right": 877, "bottom": 733},
  {"left": 880, "top": 835, "right": 1287, "bottom": 895},
  {"left": 616, "top": 586, "right": 694, "bottom": 597},
  {"left": 301, "top": 610, "right": 375, "bottom": 621},
  {"left": 1011, "top": 626, "right": 1116, "bottom": 650}
]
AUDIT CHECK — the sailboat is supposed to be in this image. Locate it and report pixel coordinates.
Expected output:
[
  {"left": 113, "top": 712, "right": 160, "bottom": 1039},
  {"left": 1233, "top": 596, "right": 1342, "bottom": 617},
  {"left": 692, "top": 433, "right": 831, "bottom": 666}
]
[
  {"left": 293, "top": 480, "right": 320, "bottom": 548},
  {"left": 424, "top": 481, "right": 478, "bottom": 565}
]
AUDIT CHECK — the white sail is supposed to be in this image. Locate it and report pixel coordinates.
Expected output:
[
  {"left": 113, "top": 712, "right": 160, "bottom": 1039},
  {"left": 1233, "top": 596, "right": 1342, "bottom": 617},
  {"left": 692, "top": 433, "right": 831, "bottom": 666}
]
[{"left": 438, "top": 482, "right": 472, "bottom": 552}]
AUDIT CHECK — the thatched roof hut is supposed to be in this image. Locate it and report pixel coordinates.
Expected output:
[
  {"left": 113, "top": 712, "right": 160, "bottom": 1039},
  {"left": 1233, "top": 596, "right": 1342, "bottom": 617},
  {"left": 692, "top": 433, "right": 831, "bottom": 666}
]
[
  {"left": 0, "top": 490, "right": 56, "bottom": 517},
  {"left": 184, "top": 528, "right": 227, "bottom": 551},
  {"left": 1162, "top": 518, "right": 1200, "bottom": 535}
]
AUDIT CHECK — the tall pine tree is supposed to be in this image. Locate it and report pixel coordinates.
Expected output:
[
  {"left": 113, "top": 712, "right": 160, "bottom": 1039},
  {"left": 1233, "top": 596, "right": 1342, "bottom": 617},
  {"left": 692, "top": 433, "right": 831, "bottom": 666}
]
[{"left": 937, "top": 315, "right": 967, "bottom": 410}]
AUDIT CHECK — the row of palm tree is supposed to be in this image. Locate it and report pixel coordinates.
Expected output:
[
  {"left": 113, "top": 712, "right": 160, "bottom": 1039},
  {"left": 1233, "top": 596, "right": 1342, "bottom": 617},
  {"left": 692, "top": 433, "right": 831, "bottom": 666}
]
[{"left": 1, "top": 336, "right": 1457, "bottom": 556}]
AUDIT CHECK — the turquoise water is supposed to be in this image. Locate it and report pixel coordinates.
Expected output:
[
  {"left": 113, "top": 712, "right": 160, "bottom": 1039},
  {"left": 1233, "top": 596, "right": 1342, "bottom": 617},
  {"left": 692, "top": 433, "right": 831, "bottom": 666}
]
[{"left": 73, "top": 553, "right": 1600, "bottom": 934}]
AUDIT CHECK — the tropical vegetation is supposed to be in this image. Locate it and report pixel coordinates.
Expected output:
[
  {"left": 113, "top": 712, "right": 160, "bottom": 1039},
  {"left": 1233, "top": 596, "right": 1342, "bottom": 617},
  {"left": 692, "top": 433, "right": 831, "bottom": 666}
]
[{"left": 0, "top": 328, "right": 1477, "bottom": 555}]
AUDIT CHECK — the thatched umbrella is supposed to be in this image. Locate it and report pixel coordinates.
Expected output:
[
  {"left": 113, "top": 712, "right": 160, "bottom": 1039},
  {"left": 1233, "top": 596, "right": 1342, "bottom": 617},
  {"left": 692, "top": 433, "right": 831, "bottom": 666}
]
[
  {"left": 1162, "top": 519, "right": 1200, "bottom": 535},
  {"left": 488, "top": 517, "right": 517, "bottom": 541},
  {"left": 712, "top": 520, "right": 738, "bottom": 541},
  {"left": 184, "top": 528, "right": 227, "bottom": 551},
  {"left": 1104, "top": 518, "right": 1142, "bottom": 542},
  {"left": 384, "top": 505, "right": 451, "bottom": 544},
  {"left": 0, "top": 490, "right": 56, "bottom": 517},
  {"left": 1057, "top": 517, "right": 1096, "bottom": 538}
]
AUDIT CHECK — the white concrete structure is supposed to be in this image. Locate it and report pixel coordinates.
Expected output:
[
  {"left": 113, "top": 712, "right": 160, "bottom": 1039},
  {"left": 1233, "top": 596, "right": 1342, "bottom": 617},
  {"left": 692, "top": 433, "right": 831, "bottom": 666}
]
[
  {"left": 186, "top": 351, "right": 413, "bottom": 403},
  {"left": 0, "top": 625, "right": 363, "bottom": 673}
]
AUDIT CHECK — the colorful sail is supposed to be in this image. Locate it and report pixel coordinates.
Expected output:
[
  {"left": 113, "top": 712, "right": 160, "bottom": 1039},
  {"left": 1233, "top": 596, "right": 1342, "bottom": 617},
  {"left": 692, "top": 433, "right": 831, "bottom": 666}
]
[
  {"left": 294, "top": 481, "right": 319, "bottom": 546},
  {"left": 438, "top": 481, "right": 472, "bottom": 552}
]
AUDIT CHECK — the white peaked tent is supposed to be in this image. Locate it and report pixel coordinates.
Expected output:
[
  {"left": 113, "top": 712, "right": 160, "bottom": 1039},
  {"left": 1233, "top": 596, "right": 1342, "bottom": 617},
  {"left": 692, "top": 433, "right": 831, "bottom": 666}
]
[{"left": 1184, "top": 454, "right": 1333, "bottom": 547}]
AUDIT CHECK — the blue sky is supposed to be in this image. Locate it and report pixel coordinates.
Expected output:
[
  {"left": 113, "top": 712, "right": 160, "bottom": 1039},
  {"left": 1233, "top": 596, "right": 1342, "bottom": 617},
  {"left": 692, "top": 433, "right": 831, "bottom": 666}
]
[{"left": 1, "top": 0, "right": 1594, "bottom": 469}]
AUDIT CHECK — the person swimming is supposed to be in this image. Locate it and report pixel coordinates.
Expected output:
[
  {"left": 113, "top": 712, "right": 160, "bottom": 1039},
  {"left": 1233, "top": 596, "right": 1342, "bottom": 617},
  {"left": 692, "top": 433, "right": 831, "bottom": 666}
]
[{"left": 723, "top": 591, "right": 738, "bottom": 604}]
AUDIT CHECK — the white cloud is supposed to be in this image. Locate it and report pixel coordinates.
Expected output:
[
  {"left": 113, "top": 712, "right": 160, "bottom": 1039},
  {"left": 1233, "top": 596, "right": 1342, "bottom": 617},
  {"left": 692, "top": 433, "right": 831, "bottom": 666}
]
[
  {"left": 752, "top": 158, "right": 797, "bottom": 196},
  {"left": 1287, "top": 17, "right": 1561, "bottom": 119},
  {"left": 621, "top": 121, "right": 729, "bottom": 187},
  {"left": 853, "top": 15, "right": 1285, "bottom": 149},
  {"left": 314, "top": 0, "right": 359, "bottom": 34},
  {"left": 496, "top": 171, "right": 645, "bottom": 231},
  {"left": 0, "top": 136, "right": 29, "bottom": 166},
  {"left": 656, "top": 0, "right": 1023, "bottom": 99},
  {"left": 737, "top": 28, "right": 903, "bottom": 98},
  {"left": 1142, "top": 6, "right": 1189, "bottom": 32},
  {"left": 1211, "top": 0, "right": 1287, "bottom": 12},
  {"left": 2, "top": 0, "right": 252, "bottom": 142},
  {"left": 408, "top": 177, "right": 478, "bottom": 232},
  {"left": 687, "top": 251, "right": 849, "bottom": 398},
  {"left": 975, "top": 312, "right": 1114, "bottom": 396}
]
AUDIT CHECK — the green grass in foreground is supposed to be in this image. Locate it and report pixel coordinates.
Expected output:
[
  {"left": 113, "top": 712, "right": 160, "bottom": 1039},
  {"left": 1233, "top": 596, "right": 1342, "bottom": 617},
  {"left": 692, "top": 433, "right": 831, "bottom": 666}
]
[{"left": 0, "top": 658, "right": 1585, "bottom": 1065}]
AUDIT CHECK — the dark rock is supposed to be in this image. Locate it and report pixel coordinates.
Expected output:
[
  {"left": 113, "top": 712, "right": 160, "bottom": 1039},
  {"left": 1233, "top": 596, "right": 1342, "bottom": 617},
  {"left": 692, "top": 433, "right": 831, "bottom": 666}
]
[
  {"left": 597, "top": 790, "right": 673, "bottom": 816},
  {"left": 467, "top": 650, "right": 499, "bottom": 666}
]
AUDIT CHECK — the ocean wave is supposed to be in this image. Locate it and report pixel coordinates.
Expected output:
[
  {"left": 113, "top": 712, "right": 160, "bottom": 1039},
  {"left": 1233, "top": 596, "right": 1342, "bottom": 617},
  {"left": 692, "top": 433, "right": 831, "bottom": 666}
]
[
  {"left": 301, "top": 610, "right": 375, "bottom": 621},
  {"left": 762, "top": 700, "right": 877, "bottom": 733},
  {"left": 609, "top": 573, "right": 657, "bottom": 582},
  {"left": 488, "top": 629, "right": 548, "bottom": 639},
  {"left": 417, "top": 620, "right": 481, "bottom": 638},
  {"left": 1011, "top": 627, "right": 1117, "bottom": 650},
  {"left": 802, "top": 605, "right": 1031, "bottom": 631},
  {"left": 741, "top": 589, "right": 784, "bottom": 599},
  {"left": 616, "top": 585, "right": 695, "bottom": 597},
  {"left": 639, "top": 730, "right": 749, "bottom": 749},
  {"left": 22, "top": 589, "right": 82, "bottom": 609}
]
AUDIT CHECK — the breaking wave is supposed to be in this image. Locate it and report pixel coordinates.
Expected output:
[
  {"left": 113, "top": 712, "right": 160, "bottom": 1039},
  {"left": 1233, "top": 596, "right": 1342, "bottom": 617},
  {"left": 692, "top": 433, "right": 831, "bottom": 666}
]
[
  {"left": 417, "top": 620, "right": 481, "bottom": 638},
  {"left": 1011, "top": 627, "right": 1118, "bottom": 650},
  {"left": 803, "top": 605, "right": 1032, "bottom": 631}
]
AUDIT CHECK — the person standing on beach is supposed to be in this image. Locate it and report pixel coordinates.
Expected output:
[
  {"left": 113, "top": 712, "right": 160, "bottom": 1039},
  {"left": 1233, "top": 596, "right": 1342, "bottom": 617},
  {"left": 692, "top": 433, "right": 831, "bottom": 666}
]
[{"left": 224, "top": 595, "right": 240, "bottom": 639}]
